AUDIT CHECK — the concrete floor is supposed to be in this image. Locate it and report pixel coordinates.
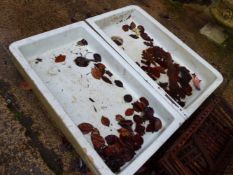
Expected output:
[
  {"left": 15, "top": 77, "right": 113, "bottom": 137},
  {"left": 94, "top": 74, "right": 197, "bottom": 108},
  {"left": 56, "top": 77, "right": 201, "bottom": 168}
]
[{"left": 0, "top": 1, "right": 233, "bottom": 175}]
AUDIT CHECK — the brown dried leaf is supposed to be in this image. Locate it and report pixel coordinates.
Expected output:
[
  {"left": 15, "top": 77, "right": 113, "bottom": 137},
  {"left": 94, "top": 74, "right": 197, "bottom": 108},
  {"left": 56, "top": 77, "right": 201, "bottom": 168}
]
[
  {"left": 101, "top": 116, "right": 110, "bottom": 127},
  {"left": 122, "top": 25, "right": 129, "bottom": 32},
  {"left": 140, "top": 32, "right": 153, "bottom": 41},
  {"left": 115, "top": 115, "right": 124, "bottom": 122},
  {"left": 92, "top": 128, "right": 100, "bottom": 135},
  {"left": 184, "top": 85, "right": 192, "bottom": 96},
  {"left": 118, "top": 120, "right": 133, "bottom": 129},
  {"left": 135, "top": 123, "right": 145, "bottom": 136},
  {"left": 125, "top": 108, "right": 134, "bottom": 116},
  {"left": 77, "top": 39, "right": 88, "bottom": 46},
  {"left": 117, "top": 128, "right": 131, "bottom": 137},
  {"left": 105, "top": 70, "right": 113, "bottom": 77},
  {"left": 133, "top": 115, "right": 144, "bottom": 124},
  {"left": 93, "top": 53, "right": 102, "bottom": 62},
  {"left": 102, "top": 76, "right": 112, "bottom": 84},
  {"left": 129, "top": 22, "right": 136, "bottom": 30},
  {"left": 124, "top": 94, "right": 133, "bottom": 103},
  {"left": 74, "top": 56, "right": 89, "bottom": 67},
  {"left": 104, "top": 143, "right": 123, "bottom": 156},
  {"left": 105, "top": 157, "right": 123, "bottom": 173},
  {"left": 144, "top": 107, "right": 154, "bottom": 118},
  {"left": 137, "top": 25, "right": 145, "bottom": 33},
  {"left": 114, "top": 80, "right": 123, "bottom": 87},
  {"left": 78, "top": 123, "right": 94, "bottom": 134},
  {"left": 139, "top": 97, "right": 149, "bottom": 106},
  {"left": 129, "top": 34, "right": 139, "bottom": 39},
  {"left": 146, "top": 117, "right": 162, "bottom": 132},
  {"left": 91, "top": 67, "right": 103, "bottom": 79},
  {"left": 143, "top": 41, "right": 154, "bottom": 47},
  {"left": 121, "top": 148, "right": 135, "bottom": 162},
  {"left": 111, "top": 36, "right": 123, "bottom": 46},
  {"left": 105, "top": 135, "right": 120, "bottom": 145},
  {"left": 55, "top": 54, "right": 66, "bottom": 63},
  {"left": 91, "top": 129, "right": 105, "bottom": 149},
  {"left": 132, "top": 134, "right": 144, "bottom": 150},
  {"left": 132, "top": 101, "right": 145, "bottom": 112},
  {"left": 95, "top": 63, "right": 106, "bottom": 70},
  {"left": 179, "top": 66, "right": 192, "bottom": 86},
  {"left": 158, "top": 82, "right": 168, "bottom": 89}
]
